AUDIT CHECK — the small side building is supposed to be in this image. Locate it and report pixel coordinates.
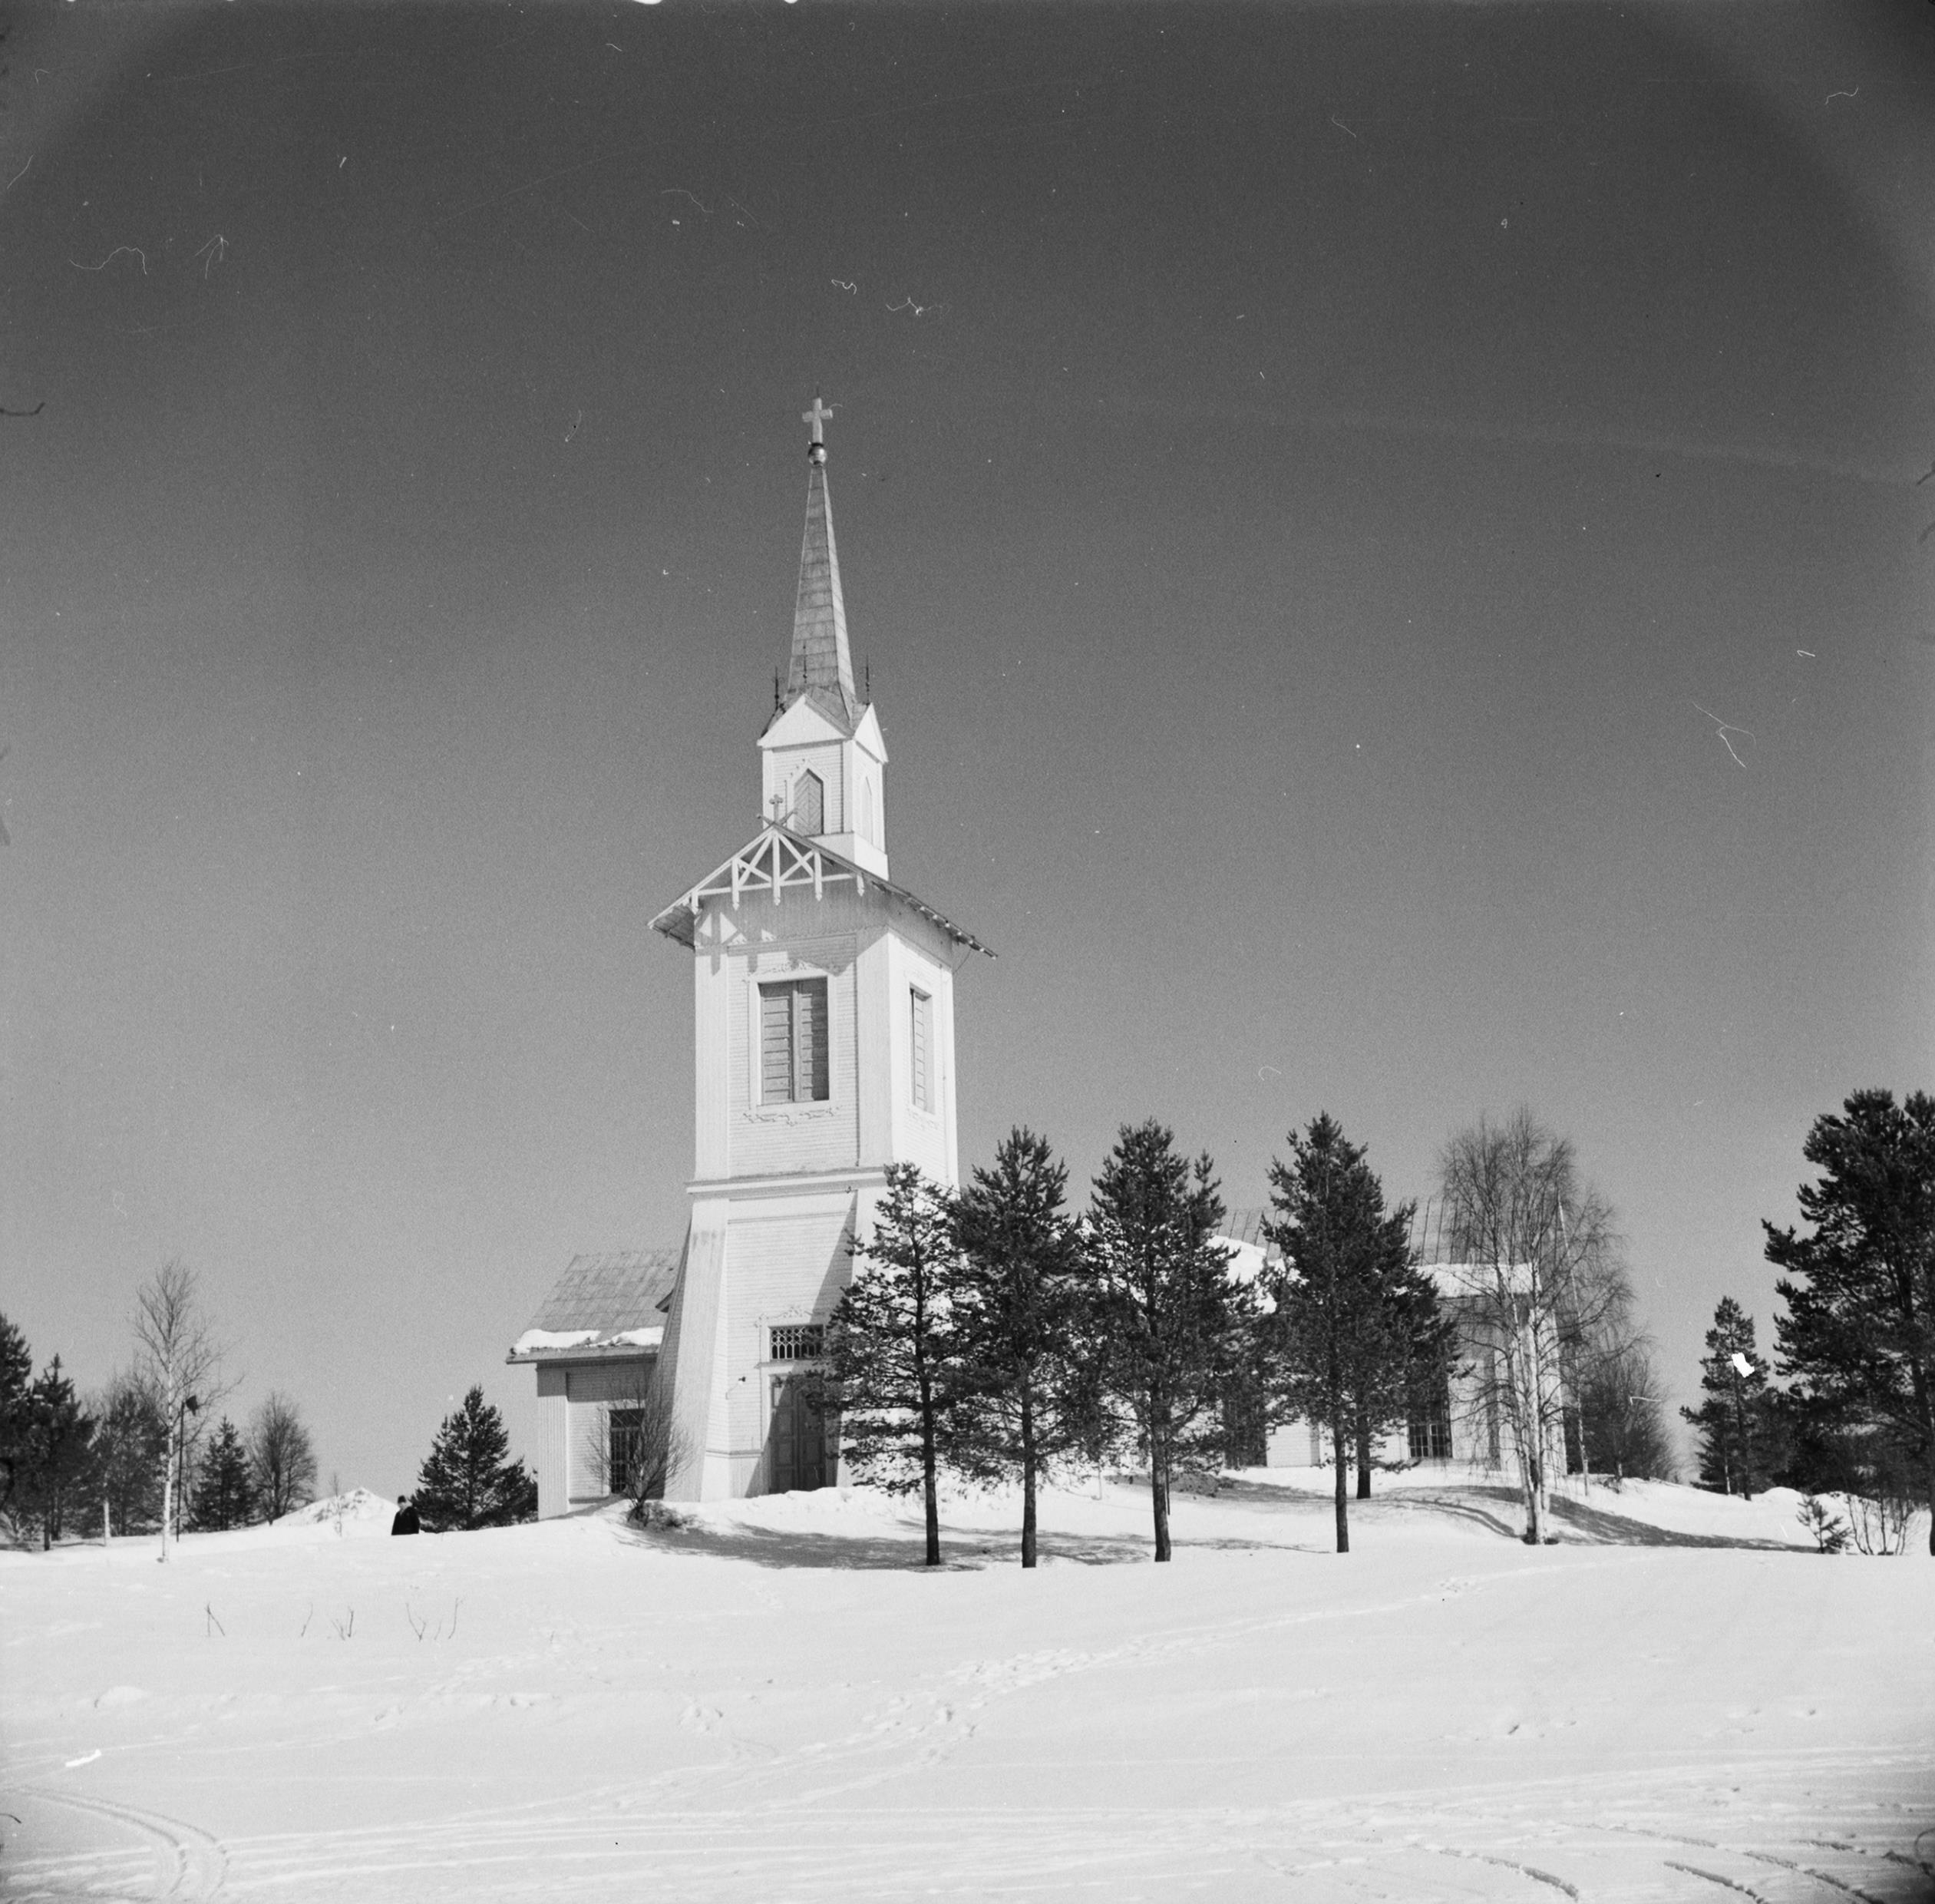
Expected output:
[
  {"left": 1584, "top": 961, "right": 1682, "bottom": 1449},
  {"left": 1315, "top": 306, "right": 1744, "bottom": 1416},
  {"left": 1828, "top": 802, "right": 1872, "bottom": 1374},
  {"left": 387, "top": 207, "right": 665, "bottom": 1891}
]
[{"left": 506, "top": 1248, "right": 681, "bottom": 1519}]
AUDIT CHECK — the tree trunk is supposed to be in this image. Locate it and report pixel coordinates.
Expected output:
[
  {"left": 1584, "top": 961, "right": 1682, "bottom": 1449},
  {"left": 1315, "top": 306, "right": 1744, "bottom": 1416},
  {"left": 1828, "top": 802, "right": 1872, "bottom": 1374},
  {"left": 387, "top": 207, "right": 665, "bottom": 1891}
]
[
  {"left": 159, "top": 1417, "right": 177, "bottom": 1562},
  {"left": 1926, "top": 1442, "right": 1935, "bottom": 1558},
  {"left": 919, "top": 1378, "right": 940, "bottom": 1568},
  {"left": 1919, "top": 1378, "right": 1935, "bottom": 1559},
  {"left": 1332, "top": 1419, "right": 1350, "bottom": 1553},
  {"left": 1355, "top": 1403, "right": 1372, "bottom": 1499},
  {"left": 1019, "top": 1387, "right": 1038, "bottom": 1570},
  {"left": 1150, "top": 1416, "right": 1171, "bottom": 1563}
]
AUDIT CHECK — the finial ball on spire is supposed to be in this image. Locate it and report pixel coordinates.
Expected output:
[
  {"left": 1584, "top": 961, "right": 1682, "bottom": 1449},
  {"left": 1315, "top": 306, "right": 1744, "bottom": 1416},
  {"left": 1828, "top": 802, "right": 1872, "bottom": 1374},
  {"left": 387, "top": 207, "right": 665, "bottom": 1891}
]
[{"left": 802, "top": 393, "right": 833, "bottom": 463}]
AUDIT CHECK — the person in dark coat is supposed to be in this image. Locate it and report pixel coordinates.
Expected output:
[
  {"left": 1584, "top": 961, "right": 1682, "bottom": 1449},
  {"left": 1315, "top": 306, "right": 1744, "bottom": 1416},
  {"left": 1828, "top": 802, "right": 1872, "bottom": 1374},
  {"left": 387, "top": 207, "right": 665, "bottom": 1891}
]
[{"left": 391, "top": 1495, "right": 421, "bottom": 1535}]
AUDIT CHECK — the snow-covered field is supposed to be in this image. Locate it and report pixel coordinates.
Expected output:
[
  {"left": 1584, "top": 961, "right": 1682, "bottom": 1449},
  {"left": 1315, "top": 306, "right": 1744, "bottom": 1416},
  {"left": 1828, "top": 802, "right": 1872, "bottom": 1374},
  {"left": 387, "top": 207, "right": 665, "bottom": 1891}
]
[{"left": 4, "top": 1473, "right": 1930, "bottom": 1902}]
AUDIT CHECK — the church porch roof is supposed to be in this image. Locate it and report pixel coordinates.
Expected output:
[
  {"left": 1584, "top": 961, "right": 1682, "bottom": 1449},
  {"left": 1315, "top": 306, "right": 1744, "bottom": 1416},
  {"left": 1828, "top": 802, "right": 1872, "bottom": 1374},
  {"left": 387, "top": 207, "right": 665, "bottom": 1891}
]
[{"left": 506, "top": 1248, "right": 682, "bottom": 1363}]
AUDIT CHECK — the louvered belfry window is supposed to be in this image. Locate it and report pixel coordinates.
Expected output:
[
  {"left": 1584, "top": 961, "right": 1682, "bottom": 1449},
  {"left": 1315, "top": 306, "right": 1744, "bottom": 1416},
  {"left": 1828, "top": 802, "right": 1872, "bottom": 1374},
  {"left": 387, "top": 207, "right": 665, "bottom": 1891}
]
[
  {"left": 760, "top": 978, "right": 830, "bottom": 1104},
  {"left": 792, "top": 769, "right": 824, "bottom": 836},
  {"left": 910, "top": 987, "right": 933, "bottom": 1111}
]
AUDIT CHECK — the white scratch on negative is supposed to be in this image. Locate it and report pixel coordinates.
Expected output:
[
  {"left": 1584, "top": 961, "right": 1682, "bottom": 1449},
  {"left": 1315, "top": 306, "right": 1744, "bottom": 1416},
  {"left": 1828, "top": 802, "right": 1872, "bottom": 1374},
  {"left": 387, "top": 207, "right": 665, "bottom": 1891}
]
[
  {"left": 1693, "top": 702, "right": 1754, "bottom": 769},
  {"left": 194, "top": 233, "right": 229, "bottom": 278},
  {"left": 2, "top": 154, "right": 32, "bottom": 198},
  {"left": 886, "top": 296, "right": 943, "bottom": 318},
  {"left": 71, "top": 245, "right": 148, "bottom": 274},
  {"left": 1824, "top": 88, "right": 1858, "bottom": 105},
  {"left": 660, "top": 187, "right": 712, "bottom": 215},
  {"left": 1330, "top": 114, "right": 1359, "bottom": 140},
  {"left": 830, "top": 279, "right": 857, "bottom": 294}
]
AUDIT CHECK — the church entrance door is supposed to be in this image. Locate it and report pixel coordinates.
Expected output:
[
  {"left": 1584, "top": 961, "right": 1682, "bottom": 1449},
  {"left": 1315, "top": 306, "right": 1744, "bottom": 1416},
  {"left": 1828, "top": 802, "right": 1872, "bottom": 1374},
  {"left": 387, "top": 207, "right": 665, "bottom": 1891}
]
[{"left": 768, "top": 1375, "right": 833, "bottom": 1492}]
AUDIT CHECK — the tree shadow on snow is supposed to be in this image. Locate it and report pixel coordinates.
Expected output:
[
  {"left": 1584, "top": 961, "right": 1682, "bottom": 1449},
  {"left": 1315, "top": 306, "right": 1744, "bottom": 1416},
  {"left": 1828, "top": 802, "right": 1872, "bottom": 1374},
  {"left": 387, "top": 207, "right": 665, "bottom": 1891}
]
[
  {"left": 616, "top": 1518, "right": 1153, "bottom": 1571},
  {"left": 1214, "top": 1479, "right": 1795, "bottom": 1551}
]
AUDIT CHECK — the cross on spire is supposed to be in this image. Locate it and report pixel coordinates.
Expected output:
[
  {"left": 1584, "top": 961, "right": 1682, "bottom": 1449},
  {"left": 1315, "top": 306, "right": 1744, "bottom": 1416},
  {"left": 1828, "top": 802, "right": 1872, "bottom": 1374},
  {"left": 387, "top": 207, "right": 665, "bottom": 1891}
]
[{"left": 802, "top": 394, "right": 833, "bottom": 461}]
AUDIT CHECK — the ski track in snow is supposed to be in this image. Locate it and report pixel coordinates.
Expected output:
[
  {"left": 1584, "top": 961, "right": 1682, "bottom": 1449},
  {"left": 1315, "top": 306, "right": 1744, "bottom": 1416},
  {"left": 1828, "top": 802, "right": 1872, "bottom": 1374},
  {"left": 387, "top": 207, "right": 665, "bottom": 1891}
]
[{"left": 4, "top": 1479, "right": 1930, "bottom": 1902}]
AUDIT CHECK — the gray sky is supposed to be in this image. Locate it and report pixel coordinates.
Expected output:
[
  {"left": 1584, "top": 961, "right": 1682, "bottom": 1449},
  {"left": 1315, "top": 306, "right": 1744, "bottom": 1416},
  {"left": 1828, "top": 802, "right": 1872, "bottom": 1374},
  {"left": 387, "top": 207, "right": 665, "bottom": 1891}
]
[{"left": 2, "top": 2, "right": 1930, "bottom": 1492}]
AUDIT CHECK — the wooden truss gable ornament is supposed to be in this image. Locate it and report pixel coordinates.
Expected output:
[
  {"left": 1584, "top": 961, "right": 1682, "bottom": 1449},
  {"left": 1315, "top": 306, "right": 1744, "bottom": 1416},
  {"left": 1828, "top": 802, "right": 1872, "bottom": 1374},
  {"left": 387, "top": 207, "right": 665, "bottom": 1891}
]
[{"left": 649, "top": 822, "right": 993, "bottom": 957}]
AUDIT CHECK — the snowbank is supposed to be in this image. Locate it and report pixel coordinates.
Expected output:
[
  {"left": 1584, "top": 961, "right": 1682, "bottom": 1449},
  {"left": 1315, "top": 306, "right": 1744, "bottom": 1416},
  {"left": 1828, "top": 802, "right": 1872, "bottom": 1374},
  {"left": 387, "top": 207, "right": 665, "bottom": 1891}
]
[{"left": 4, "top": 1474, "right": 1929, "bottom": 1902}]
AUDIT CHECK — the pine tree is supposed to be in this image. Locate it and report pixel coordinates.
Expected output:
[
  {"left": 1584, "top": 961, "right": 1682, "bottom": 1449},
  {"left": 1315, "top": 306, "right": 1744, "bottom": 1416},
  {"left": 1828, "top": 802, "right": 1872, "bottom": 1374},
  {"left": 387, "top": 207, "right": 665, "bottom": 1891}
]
[
  {"left": 191, "top": 1416, "right": 258, "bottom": 1530},
  {"left": 19, "top": 1358, "right": 96, "bottom": 1549},
  {"left": 952, "top": 1129, "right": 1095, "bottom": 1570},
  {"left": 1766, "top": 1088, "right": 1935, "bottom": 1554},
  {"left": 1680, "top": 1297, "right": 1772, "bottom": 1497},
  {"left": 1088, "top": 1121, "right": 1251, "bottom": 1563},
  {"left": 414, "top": 1387, "right": 537, "bottom": 1531},
  {"left": 1261, "top": 1114, "right": 1436, "bottom": 1552},
  {"left": 807, "top": 1164, "right": 966, "bottom": 1567}
]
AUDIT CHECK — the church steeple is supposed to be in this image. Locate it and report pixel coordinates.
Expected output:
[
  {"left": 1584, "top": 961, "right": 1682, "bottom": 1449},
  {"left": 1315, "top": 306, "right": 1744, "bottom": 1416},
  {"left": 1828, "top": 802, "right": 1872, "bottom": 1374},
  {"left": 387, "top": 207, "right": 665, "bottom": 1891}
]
[
  {"left": 758, "top": 395, "right": 890, "bottom": 877},
  {"left": 786, "top": 395, "right": 858, "bottom": 726}
]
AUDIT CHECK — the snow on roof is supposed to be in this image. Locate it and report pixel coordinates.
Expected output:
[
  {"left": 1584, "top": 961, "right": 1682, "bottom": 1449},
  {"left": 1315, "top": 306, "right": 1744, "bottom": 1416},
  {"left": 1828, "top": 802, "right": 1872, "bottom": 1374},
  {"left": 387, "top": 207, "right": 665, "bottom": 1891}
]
[{"left": 507, "top": 1248, "right": 682, "bottom": 1364}]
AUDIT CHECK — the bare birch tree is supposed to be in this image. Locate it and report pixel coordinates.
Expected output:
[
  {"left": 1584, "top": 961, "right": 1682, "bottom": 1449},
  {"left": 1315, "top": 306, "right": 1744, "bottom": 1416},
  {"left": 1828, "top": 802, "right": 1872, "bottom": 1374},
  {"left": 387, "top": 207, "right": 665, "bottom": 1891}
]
[
  {"left": 1436, "top": 1109, "right": 1631, "bottom": 1544},
  {"left": 131, "top": 1260, "right": 230, "bottom": 1559}
]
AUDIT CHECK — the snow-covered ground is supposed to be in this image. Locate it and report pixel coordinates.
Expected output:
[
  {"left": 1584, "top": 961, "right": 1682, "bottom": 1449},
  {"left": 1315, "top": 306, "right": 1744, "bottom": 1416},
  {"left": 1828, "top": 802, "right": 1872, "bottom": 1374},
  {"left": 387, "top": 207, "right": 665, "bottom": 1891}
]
[{"left": 4, "top": 1474, "right": 1930, "bottom": 1902}]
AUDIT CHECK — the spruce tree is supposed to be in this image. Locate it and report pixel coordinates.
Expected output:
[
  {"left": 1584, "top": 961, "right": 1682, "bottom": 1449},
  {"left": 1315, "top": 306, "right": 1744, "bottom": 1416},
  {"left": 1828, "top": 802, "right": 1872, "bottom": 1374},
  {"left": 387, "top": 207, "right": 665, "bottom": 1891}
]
[
  {"left": 1679, "top": 1297, "right": 1772, "bottom": 1497},
  {"left": 95, "top": 1371, "right": 167, "bottom": 1535},
  {"left": 1088, "top": 1121, "right": 1251, "bottom": 1563},
  {"left": 1262, "top": 1114, "right": 1434, "bottom": 1552},
  {"left": 0, "top": 1312, "right": 32, "bottom": 1516},
  {"left": 952, "top": 1129, "right": 1095, "bottom": 1570},
  {"left": 20, "top": 1358, "right": 96, "bottom": 1549},
  {"left": 809, "top": 1164, "right": 966, "bottom": 1566},
  {"left": 414, "top": 1387, "right": 537, "bottom": 1530},
  {"left": 1766, "top": 1089, "right": 1935, "bottom": 1552},
  {"left": 191, "top": 1416, "right": 259, "bottom": 1530}
]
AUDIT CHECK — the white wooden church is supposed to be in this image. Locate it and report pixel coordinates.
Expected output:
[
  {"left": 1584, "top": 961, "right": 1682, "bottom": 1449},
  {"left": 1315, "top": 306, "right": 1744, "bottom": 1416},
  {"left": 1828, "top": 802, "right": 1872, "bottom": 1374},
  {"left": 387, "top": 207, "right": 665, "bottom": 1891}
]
[
  {"left": 510, "top": 401, "right": 991, "bottom": 1510},
  {"left": 509, "top": 403, "right": 1521, "bottom": 1515}
]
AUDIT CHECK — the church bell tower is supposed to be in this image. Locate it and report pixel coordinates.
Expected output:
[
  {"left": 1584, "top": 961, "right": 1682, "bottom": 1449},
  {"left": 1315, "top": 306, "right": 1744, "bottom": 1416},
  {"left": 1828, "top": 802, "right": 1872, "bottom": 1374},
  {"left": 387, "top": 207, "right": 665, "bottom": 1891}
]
[{"left": 649, "top": 401, "right": 992, "bottom": 1499}]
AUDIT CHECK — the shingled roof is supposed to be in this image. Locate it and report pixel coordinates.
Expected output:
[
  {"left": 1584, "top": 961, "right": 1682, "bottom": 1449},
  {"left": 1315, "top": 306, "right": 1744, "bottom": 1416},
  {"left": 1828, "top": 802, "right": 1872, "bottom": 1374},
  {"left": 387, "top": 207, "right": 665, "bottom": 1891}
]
[
  {"left": 784, "top": 454, "right": 859, "bottom": 726},
  {"left": 506, "top": 1248, "right": 682, "bottom": 1363}
]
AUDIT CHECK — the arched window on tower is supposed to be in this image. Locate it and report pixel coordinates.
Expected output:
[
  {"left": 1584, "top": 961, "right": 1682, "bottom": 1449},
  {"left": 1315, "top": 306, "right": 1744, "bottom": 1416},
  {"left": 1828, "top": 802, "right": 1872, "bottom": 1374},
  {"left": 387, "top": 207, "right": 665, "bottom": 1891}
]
[{"left": 793, "top": 770, "right": 824, "bottom": 835}]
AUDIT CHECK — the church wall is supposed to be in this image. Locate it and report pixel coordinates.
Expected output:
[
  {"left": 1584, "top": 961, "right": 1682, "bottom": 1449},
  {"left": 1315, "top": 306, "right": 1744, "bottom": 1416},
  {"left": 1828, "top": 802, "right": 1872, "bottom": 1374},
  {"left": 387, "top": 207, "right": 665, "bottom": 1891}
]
[
  {"left": 726, "top": 934, "right": 862, "bottom": 1178},
  {"left": 533, "top": 1366, "right": 570, "bottom": 1518},
  {"left": 692, "top": 950, "right": 734, "bottom": 1182},
  {"left": 531, "top": 1359, "right": 658, "bottom": 1512},
  {"left": 854, "top": 929, "right": 893, "bottom": 1169},
  {"left": 882, "top": 931, "right": 956, "bottom": 1188},
  {"left": 564, "top": 1357, "right": 655, "bottom": 1504},
  {"left": 770, "top": 742, "right": 845, "bottom": 834},
  {"left": 721, "top": 1190, "right": 858, "bottom": 1493}
]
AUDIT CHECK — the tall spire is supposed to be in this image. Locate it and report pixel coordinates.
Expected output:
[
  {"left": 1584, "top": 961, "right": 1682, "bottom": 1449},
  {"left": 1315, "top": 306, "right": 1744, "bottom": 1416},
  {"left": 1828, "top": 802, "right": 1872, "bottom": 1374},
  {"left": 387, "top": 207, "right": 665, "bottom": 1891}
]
[{"left": 787, "top": 395, "right": 858, "bottom": 724}]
